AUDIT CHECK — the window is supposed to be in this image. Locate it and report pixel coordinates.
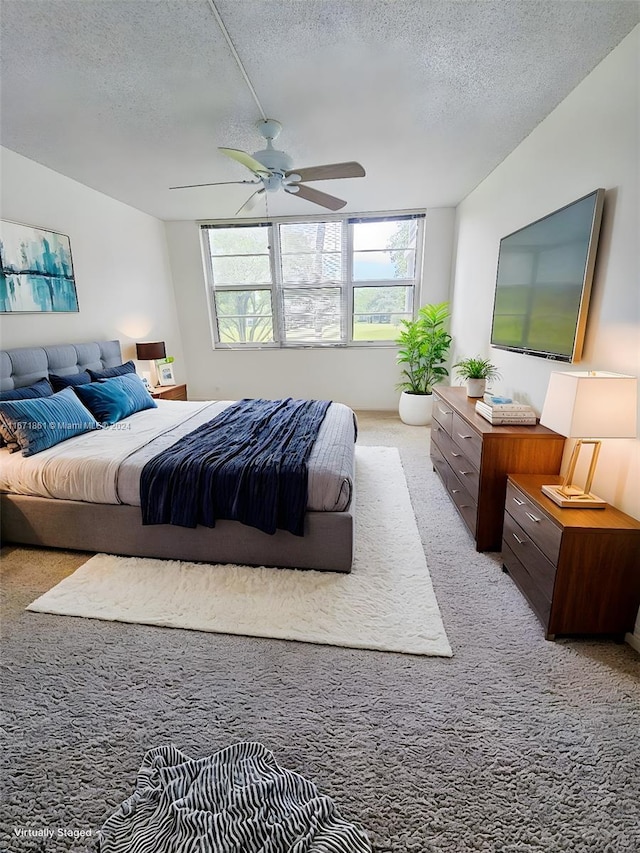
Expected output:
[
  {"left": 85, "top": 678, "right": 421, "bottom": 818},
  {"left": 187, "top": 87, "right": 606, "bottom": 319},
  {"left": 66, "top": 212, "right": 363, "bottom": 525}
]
[{"left": 202, "top": 212, "right": 424, "bottom": 348}]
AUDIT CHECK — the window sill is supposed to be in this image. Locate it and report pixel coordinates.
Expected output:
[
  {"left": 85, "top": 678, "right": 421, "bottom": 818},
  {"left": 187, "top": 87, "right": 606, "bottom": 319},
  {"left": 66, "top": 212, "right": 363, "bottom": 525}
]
[{"left": 211, "top": 341, "right": 399, "bottom": 351}]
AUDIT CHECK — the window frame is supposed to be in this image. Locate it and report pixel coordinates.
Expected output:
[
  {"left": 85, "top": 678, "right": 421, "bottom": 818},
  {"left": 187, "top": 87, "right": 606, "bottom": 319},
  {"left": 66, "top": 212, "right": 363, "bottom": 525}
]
[{"left": 201, "top": 209, "right": 426, "bottom": 350}]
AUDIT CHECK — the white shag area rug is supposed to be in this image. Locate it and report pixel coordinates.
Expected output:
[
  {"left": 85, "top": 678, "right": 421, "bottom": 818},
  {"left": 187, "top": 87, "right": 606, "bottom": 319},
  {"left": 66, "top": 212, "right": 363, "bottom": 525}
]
[{"left": 27, "top": 446, "right": 452, "bottom": 657}]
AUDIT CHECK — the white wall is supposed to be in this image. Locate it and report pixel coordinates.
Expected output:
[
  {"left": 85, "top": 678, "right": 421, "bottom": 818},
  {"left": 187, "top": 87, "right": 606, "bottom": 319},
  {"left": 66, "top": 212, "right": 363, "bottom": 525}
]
[
  {"left": 450, "top": 27, "right": 639, "bottom": 520},
  {"left": 165, "top": 207, "right": 455, "bottom": 409},
  {"left": 0, "top": 148, "right": 184, "bottom": 375}
]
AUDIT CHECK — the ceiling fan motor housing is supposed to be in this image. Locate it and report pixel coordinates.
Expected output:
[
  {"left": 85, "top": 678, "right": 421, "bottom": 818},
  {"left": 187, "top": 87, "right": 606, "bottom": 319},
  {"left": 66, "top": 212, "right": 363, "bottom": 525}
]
[
  {"left": 252, "top": 146, "right": 293, "bottom": 173},
  {"left": 252, "top": 118, "right": 293, "bottom": 178}
]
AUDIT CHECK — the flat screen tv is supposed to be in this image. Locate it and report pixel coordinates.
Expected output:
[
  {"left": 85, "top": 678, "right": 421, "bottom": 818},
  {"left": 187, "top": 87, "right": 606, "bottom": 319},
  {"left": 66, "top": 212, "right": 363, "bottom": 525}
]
[{"left": 490, "top": 188, "right": 605, "bottom": 362}]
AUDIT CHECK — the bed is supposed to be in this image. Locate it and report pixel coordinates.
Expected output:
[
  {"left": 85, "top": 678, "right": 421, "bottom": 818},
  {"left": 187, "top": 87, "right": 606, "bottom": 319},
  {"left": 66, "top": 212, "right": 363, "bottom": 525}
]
[{"left": 0, "top": 341, "right": 356, "bottom": 572}]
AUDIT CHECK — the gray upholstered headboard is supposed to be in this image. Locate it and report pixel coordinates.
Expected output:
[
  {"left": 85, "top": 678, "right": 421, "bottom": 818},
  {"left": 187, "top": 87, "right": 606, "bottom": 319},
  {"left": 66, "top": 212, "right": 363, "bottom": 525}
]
[{"left": 0, "top": 341, "right": 123, "bottom": 391}]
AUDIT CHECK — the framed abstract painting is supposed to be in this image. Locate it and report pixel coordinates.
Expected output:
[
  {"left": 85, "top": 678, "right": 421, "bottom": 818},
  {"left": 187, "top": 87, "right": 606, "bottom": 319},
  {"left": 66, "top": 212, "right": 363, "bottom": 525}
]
[{"left": 0, "top": 220, "right": 79, "bottom": 313}]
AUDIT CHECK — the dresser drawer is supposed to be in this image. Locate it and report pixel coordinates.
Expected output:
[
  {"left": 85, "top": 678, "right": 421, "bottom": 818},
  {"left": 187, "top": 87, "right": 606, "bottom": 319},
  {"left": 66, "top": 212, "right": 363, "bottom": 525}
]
[
  {"left": 431, "top": 425, "right": 480, "bottom": 500},
  {"left": 430, "top": 439, "right": 450, "bottom": 487},
  {"left": 444, "top": 446, "right": 479, "bottom": 504},
  {"left": 506, "top": 482, "right": 562, "bottom": 564},
  {"left": 447, "top": 474, "right": 477, "bottom": 537},
  {"left": 433, "top": 397, "right": 454, "bottom": 435},
  {"left": 503, "top": 513, "right": 557, "bottom": 600},
  {"left": 502, "top": 540, "right": 552, "bottom": 627},
  {"left": 451, "top": 413, "right": 482, "bottom": 469},
  {"left": 431, "top": 420, "right": 451, "bottom": 454}
]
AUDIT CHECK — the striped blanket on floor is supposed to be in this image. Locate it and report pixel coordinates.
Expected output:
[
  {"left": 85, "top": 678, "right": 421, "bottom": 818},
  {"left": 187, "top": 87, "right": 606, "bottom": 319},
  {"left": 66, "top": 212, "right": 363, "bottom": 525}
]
[{"left": 98, "top": 742, "right": 371, "bottom": 852}]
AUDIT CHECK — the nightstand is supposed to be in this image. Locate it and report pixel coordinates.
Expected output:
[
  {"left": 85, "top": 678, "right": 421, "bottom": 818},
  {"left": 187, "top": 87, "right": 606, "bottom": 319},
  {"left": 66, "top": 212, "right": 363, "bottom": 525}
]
[
  {"left": 150, "top": 383, "right": 187, "bottom": 401},
  {"left": 502, "top": 473, "right": 640, "bottom": 640}
]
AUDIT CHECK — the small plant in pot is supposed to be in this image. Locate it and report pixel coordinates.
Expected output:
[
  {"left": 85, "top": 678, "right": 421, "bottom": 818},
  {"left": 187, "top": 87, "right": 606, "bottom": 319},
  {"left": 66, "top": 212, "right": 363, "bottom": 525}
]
[
  {"left": 453, "top": 356, "right": 501, "bottom": 398},
  {"left": 396, "top": 302, "right": 452, "bottom": 425}
]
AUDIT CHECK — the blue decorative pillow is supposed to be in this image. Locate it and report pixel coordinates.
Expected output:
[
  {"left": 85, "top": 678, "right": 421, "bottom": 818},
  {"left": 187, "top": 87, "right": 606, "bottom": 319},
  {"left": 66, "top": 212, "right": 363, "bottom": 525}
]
[
  {"left": 0, "top": 388, "right": 100, "bottom": 457},
  {"left": 49, "top": 371, "right": 92, "bottom": 392},
  {"left": 0, "top": 377, "right": 53, "bottom": 401},
  {"left": 88, "top": 360, "right": 136, "bottom": 381},
  {"left": 74, "top": 373, "right": 156, "bottom": 426},
  {"left": 0, "top": 378, "right": 54, "bottom": 447}
]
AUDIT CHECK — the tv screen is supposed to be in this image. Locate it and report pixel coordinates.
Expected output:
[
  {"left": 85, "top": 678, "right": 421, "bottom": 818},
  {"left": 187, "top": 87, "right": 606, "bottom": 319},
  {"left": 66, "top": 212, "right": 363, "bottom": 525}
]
[{"left": 490, "top": 189, "right": 604, "bottom": 362}]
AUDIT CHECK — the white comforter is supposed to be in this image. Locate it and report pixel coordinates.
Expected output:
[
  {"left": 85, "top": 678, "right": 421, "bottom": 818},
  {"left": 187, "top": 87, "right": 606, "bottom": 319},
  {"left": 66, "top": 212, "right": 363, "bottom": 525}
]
[
  {"left": 0, "top": 399, "right": 355, "bottom": 511},
  {"left": 0, "top": 401, "right": 214, "bottom": 503}
]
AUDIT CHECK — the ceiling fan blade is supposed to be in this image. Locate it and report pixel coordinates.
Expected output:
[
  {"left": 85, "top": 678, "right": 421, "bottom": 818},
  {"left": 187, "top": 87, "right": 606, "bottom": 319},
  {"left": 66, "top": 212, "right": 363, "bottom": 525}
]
[
  {"left": 219, "top": 147, "right": 270, "bottom": 175},
  {"left": 236, "top": 188, "right": 266, "bottom": 215},
  {"left": 286, "top": 162, "right": 365, "bottom": 183},
  {"left": 169, "top": 179, "right": 260, "bottom": 190},
  {"left": 288, "top": 183, "right": 346, "bottom": 211}
]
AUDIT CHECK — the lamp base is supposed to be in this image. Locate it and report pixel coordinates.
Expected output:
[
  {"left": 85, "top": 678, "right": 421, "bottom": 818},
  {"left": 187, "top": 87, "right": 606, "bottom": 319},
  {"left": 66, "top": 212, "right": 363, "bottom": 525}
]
[{"left": 541, "top": 484, "right": 606, "bottom": 509}]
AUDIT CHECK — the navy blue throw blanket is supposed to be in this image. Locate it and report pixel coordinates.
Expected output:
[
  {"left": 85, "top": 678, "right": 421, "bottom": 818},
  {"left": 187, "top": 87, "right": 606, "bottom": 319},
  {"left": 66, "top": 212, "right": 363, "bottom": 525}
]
[{"left": 140, "top": 398, "right": 331, "bottom": 536}]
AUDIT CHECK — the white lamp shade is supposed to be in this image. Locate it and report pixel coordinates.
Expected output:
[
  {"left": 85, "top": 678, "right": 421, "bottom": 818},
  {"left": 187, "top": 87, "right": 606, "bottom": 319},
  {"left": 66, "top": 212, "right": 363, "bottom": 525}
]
[{"left": 540, "top": 372, "right": 637, "bottom": 438}]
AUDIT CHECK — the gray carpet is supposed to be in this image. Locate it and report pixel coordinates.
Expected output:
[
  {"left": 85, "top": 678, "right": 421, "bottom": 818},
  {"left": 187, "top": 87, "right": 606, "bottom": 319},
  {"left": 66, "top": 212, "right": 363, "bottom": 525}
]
[{"left": 1, "top": 411, "right": 639, "bottom": 852}]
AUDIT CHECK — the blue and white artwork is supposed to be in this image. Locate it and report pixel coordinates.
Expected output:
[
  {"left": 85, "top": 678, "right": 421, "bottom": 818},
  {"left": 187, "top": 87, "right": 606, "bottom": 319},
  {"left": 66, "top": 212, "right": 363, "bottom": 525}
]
[{"left": 0, "top": 220, "right": 79, "bottom": 313}]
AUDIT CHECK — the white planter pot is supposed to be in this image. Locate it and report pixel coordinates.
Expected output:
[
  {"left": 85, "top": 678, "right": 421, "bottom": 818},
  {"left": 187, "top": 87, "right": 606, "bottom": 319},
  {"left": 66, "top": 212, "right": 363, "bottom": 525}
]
[
  {"left": 399, "top": 391, "right": 433, "bottom": 425},
  {"left": 466, "top": 378, "right": 486, "bottom": 398}
]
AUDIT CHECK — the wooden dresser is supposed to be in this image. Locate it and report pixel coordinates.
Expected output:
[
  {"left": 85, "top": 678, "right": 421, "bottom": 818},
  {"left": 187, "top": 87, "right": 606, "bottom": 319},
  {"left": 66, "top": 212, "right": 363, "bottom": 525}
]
[
  {"left": 503, "top": 474, "right": 640, "bottom": 639},
  {"left": 430, "top": 386, "right": 565, "bottom": 551}
]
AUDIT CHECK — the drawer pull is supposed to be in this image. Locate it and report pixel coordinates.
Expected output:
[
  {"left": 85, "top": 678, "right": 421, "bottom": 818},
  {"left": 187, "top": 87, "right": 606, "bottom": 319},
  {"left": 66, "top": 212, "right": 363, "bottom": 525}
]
[
  {"left": 457, "top": 433, "right": 474, "bottom": 440},
  {"left": 451, "top": 489, "right": 461, "bottom": 494},
  {"left": 438, "top": 406, "right": 453, "bottom": 415},
  {"left": 512, "top": 532, "right": 526, "bottom": 545},
  {"left": 512, "top": 497, "right": 525, "bottom": 506},
  {"left": 460, "top": 504, "right": 472, "bottom": 509},
  {"left": 450, "top": 452, "right": 461, "bottom": 458},
  {"left": 526, "top": 512, "right": 541, "bottom": 523},
  {"left": 459, "top": 470, "right": 473, "bottom": 476}
]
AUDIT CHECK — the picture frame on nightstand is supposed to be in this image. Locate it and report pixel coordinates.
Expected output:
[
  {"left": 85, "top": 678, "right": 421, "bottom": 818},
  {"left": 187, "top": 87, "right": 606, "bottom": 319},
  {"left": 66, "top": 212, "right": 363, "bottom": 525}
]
[{"left": 157, "top": 362, "right": 176, "bottom": 386}]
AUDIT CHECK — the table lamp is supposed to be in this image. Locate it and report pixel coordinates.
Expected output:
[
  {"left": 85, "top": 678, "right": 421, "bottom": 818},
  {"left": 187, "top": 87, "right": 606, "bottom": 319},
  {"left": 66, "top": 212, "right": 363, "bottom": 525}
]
[
  {"left": 136, "top": 341, "right": 166, "bottom": 388},
  {"left": 539, "top": 371, "right": 637, "bottom": 508}
]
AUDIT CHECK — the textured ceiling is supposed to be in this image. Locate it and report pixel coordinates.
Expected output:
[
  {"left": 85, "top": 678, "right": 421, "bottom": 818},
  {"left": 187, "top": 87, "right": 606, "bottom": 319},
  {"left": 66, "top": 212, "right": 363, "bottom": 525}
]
[{"left": 1, "top": 1, "right": 638, "bottom": 221}]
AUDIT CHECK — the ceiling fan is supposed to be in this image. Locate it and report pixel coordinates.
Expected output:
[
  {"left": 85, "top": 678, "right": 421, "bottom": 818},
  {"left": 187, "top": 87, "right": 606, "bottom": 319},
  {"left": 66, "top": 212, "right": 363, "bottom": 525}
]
[{"left": 170, "top": 119, "right": 365, "bottom": 214}]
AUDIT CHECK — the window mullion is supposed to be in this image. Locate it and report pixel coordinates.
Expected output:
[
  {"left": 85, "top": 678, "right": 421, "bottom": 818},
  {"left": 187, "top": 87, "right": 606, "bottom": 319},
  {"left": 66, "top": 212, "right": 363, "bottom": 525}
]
[
  {"left": 270, "top": 223, "right": 284, "bottom": 344},
  {"left": 414, "top": 217, "right": 426, "bottom": 314},
  {"left": 202, "top": 232, "right": 221, "bottom": 346},
  {"left": 345, "top": 219, "right": 353, "bottom": 344}
]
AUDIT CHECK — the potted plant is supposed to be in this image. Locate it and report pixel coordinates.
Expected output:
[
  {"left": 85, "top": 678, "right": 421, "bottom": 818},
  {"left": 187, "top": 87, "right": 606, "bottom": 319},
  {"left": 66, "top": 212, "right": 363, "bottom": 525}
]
[
  {"left": 453, "top": 356, "right": 501, "bottom": 398},
  {"left": 396, "top": 302, "right": 452, "bottom": 425}
]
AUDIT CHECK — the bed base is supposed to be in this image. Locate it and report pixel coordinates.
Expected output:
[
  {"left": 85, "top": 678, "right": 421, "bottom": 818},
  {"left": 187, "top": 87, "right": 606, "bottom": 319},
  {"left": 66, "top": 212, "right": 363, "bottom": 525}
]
[{"left": 1, "top": 494, "right": 354, "bottom": 573}]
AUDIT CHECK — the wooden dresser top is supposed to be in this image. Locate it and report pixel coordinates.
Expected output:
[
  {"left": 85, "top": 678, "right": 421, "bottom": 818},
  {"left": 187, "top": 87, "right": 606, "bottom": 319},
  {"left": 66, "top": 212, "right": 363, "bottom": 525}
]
[{"left": 434, "top": 385, "right": 562, "bottom": 439}]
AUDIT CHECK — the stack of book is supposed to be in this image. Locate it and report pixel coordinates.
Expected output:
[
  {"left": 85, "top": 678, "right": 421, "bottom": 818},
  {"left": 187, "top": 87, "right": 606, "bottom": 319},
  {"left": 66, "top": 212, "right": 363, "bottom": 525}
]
[{"left": 475, "top": 393, "right": 537, "bottom": 425}]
